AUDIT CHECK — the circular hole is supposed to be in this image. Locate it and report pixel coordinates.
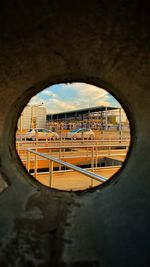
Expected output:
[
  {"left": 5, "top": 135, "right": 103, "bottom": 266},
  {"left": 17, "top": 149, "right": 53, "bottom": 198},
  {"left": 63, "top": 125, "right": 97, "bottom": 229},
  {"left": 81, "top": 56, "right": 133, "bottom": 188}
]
[{"left": 16, "top": 82, "right": 131, "bottom": 191}]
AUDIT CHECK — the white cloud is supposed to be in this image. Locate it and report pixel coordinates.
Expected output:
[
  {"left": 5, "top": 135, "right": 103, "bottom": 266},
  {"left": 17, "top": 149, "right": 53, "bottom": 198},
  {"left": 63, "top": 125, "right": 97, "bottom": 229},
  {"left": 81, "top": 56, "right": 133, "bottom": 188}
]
[
  {"left": 46, "top": 98, "right": 75, "bottom": 112},
  {"left": 28, "top": 83, "right": 117, "bottom": 114},
  {"left": 28, "top": 95, "right": 42, "bottom": 105},
  {"left": 61, "top": 83, "right": 107, "bottom": 97},
  {"left": 42, "top": 90, "right": 57, "bottom": 97},
  {"left": 30, "top": 98, "right": 77, "bottom": 114},
  {"left": 60, "top": 83, "right": 109, "bottom": 107}
]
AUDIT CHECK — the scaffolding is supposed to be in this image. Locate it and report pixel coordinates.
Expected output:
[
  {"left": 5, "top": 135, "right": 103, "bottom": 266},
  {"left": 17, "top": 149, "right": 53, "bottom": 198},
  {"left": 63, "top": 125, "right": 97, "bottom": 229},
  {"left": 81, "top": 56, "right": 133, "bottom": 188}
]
[{"left": 46, "top": 106, "right": 129, "bottom": 132}]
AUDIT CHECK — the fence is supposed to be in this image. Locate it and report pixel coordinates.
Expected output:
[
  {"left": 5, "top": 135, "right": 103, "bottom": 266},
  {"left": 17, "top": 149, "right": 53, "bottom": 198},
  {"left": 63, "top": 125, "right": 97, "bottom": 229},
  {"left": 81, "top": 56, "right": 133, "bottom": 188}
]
[{"left": 26, "top": 148, "right": 108, "bottom": 188}]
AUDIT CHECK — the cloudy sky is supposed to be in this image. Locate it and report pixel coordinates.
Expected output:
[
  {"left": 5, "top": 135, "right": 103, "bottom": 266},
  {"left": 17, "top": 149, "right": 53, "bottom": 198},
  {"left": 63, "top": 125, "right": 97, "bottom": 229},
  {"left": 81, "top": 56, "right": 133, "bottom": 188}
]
[{"left": 29, "top": 83, "right": 120, "bottom": 114}]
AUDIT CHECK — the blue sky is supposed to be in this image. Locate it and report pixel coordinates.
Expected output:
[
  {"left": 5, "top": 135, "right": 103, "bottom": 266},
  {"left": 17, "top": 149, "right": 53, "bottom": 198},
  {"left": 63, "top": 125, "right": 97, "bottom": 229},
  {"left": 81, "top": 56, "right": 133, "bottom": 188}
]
[{"left": 29, "top": 83, "right": 120, "bottom": 114}]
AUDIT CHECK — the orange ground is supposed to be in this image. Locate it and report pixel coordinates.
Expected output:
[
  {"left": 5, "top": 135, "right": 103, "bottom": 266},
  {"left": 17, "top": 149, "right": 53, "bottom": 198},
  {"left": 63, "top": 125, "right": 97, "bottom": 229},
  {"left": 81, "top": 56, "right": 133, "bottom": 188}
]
[{"left": 33, "top": 166, "right": 120, "bottom": 191}]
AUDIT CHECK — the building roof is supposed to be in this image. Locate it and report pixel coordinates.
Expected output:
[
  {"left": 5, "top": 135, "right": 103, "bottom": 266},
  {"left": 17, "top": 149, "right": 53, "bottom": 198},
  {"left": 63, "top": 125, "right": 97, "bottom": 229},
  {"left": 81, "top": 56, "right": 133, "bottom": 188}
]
[{"left": 47, "top": 106, "right": 119, "bottom": 120}]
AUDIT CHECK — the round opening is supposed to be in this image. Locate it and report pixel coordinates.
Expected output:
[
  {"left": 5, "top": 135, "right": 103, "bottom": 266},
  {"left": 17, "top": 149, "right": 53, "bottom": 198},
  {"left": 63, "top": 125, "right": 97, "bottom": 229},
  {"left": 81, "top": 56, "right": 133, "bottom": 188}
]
[{"left": 16, "top": 82, "right": 131, "bottom": 191}]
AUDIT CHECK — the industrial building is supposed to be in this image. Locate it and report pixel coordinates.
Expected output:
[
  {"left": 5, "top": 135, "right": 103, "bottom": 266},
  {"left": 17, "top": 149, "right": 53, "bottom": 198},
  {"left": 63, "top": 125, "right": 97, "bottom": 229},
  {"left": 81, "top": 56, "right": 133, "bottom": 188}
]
[
  {"left": 18, "top": 105, "right": 47, "bottom": 130},
  {"left": 46, "top": 106, "right": 128, "bottom": 131}
]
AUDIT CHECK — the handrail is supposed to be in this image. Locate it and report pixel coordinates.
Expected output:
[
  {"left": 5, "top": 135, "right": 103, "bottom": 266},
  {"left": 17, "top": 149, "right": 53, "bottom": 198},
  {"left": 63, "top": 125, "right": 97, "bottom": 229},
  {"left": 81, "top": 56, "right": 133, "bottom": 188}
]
[
  {"left": 16, "top": 138, "right": 130, "bottom": 144},
  {"left": 27, "top": 148, "right": 107, "bottom": 183},
  {"left": 18, "top": 143, "right": 129, "bottom": 150},
  {"left": 22, "top": 153, "right": 126, "bottom": 161}
]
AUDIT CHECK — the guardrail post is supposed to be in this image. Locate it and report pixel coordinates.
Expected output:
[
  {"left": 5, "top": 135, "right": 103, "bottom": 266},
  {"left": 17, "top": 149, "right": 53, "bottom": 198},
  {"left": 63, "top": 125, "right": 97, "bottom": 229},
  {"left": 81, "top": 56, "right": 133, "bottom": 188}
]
[
  {"left": 59, "top": 148, "right": 61, "bottom": 171},
  {"left": 34, "top": 153, "right": 37, "bottom": 178},
  {"left": 91, "top": 147, "right": 94, "bottom": 171},
  {"left": 120, "top": 130, "right": 122, "bottom": 143},
  {"left": 27, "top": 150, "right": 30, "bottom": 172},
  {"left": 95, "top": 146, "right": 98, "bottom": 168},
  {"left": 49, "top": 160, "right": 53, "bottom": 187}
]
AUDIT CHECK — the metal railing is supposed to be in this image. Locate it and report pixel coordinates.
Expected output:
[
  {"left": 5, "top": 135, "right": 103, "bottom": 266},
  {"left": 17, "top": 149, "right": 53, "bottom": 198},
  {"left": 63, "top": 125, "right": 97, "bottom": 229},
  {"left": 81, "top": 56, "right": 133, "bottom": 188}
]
[
  {"left": 17, "top": 141, "right": 129, "bottom": 154},
  {"left": 16, "top": 139, "right": 130, "bottom": 176},
  {"left": 27, "top": 148, "right": 108, "bottom": 188},
  {"left": 18, "top": 142, "right": 128, "bottom": 177},
  {"left": 19, "top": 143, "right": 128, "bottom": 173},
  {"left": 16, "top": 137, "right": 130, "bottom": 146}
]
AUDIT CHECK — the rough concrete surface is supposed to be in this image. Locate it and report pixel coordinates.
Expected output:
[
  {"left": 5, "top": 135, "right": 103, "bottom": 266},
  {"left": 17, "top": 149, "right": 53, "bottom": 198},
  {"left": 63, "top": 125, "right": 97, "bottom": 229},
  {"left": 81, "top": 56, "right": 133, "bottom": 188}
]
[{"left": 0, "top": 1, "right": 150, "bottom": 266}]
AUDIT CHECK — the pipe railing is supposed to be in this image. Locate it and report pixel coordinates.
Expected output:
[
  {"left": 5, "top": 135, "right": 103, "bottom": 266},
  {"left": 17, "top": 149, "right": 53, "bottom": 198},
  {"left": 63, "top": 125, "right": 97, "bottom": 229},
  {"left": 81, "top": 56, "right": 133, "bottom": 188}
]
[
  {"left": 19, "top": 143, "right": 128, "bottom": 172},
  {"left": 27, "top": 148, "right": 108, "bottom": 188},
  {"left": 16, "top": 138, "right": 130, "bottom": 145},
  {"left": 17, "top": 142, "right": 129, "bottom": 152},
  {"left": 19, "top": 143, "right": 129, "bottom": 157},
  {"left": 16, "top": 138, "right": 130, "bottom": 155},
  {"left": 20, "top": 144, "right": 128, "bottom": 171}
]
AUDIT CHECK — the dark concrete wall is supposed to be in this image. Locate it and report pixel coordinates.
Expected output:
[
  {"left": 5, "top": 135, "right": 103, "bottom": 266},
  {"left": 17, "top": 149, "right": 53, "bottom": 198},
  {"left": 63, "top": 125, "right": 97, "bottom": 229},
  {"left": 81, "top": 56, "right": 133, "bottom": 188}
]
[{"left": 0, "top": 1, "right": 150, "bottom": 266}]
